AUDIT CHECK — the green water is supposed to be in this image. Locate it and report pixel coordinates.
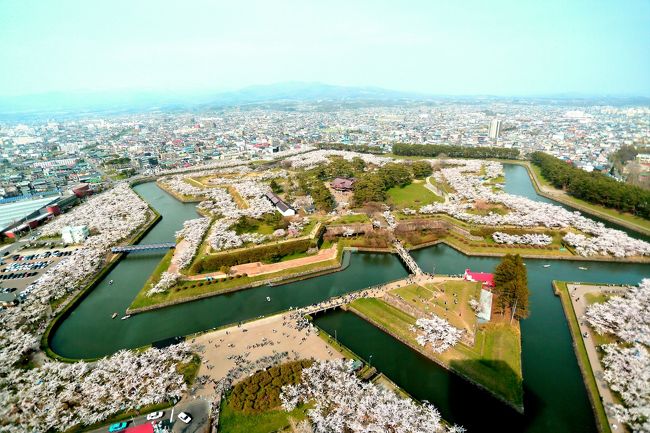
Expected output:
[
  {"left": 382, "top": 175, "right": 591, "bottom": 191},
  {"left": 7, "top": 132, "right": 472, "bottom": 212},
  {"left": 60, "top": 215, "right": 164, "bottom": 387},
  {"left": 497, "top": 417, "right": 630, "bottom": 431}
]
[
  {"left": 315, "top": 250, "right": 649, "bottom": 433},
  {"left": 49, "top": 165, "right": 649, "bottom": 433},
  {"left": 50, "top": 183, "right": 408, "bottom": 358}
]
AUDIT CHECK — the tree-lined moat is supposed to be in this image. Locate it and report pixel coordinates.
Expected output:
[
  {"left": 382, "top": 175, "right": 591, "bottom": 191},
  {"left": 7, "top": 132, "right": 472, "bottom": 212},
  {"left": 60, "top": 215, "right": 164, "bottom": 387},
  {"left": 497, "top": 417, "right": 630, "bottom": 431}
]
[{"left": 44, "top": 159, "right": 649, "bottom": 433}]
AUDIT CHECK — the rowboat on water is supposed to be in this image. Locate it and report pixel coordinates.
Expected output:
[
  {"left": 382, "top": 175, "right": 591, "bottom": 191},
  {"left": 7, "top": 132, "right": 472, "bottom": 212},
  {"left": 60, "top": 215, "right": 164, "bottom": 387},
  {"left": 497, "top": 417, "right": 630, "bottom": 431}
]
[
  {"left": 121, "top": 315, "right": 131, "bottom": 320},
  {"left": 578, "top": 266, "right": 588, "bottom": 270},
  {"left": 111, "top": 312, "right": 118, "bottom": 319},
  {"left": 543, "top": 264, "right": 551, "bottom": 268}
]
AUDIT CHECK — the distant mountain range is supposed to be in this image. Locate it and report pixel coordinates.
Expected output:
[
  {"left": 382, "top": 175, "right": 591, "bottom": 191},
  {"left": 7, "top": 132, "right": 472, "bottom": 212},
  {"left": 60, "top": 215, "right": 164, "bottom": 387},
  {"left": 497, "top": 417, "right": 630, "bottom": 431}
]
[{"left": 1, "top": 82, "right": 648, "bottom": 122}]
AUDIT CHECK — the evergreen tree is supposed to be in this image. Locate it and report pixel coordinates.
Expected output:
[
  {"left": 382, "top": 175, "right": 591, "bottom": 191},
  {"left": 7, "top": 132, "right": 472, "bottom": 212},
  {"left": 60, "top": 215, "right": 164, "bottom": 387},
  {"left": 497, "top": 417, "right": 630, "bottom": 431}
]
[
  {"left": 493, "top": 254, "right": 529, "bottom": 319},
  {"left": 411, "top": 160, "right": 433, "bottom": 179},
  {"left": 311, "top": 180, "right": 335, "bottom": 212},
  {"left": 353, "top": 173, "right": 386, "bottom": 205},
  {"left": 351, "top": 156, "right": 366, "bottom": 173},
  {"left": 269, "top": 179, "right": 283, "bottom": 194}
]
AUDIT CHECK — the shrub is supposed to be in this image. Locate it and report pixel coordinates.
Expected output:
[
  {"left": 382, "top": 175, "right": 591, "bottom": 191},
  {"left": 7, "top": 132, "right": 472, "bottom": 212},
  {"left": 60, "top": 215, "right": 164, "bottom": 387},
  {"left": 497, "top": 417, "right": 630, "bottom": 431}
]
[{"left": 228, "top": 359, "right": 313, "bottom": 413}]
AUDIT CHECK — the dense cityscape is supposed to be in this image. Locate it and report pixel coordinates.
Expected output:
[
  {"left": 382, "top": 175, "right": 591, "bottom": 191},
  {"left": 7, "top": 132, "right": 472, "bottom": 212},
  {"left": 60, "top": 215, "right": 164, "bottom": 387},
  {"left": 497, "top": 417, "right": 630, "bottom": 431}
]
[{"left": 2, "top": 103, "right": 649, "bottom": 205}]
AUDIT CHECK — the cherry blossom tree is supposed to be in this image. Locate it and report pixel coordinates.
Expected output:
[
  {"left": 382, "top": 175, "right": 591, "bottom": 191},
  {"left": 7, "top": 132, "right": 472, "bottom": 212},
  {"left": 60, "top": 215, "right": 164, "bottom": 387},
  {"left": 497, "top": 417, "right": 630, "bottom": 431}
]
[
  {"left": 411, "top": 316, "right": 463, "bottom": 353},
  {"left": 280, "top": 359, "right": 462, "bottom": 433}
]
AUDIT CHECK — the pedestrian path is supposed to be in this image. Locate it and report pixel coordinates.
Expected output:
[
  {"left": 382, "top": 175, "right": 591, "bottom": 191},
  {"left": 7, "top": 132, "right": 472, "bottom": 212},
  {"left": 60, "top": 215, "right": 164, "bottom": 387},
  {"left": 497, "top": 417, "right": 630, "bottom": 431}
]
[{"left": 393, "top": 239, "right": 423, "bottom": 275}]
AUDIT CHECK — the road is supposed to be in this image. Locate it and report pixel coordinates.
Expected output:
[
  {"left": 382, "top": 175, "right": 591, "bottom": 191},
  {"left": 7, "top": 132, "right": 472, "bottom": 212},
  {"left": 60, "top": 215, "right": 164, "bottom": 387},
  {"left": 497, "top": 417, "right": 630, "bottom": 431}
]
[{"left": 87, "top": 399, "right": 210, "bottom": 433}]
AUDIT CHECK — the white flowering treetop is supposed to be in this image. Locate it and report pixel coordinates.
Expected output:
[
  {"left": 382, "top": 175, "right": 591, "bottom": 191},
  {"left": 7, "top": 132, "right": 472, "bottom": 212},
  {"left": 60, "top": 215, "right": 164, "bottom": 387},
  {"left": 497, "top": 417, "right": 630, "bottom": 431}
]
[
  {"left": 583, "top": 279, "right": 650, "bottom": 431},
  {"left": 280, "top": 359, "right": 463, "bottom": 433},
  {"left": 172, "top": 217, "right": 211, "bottom": 270},
  {"left": 600, "top": 343, "right": 650, "bottom": 432},
  {"left": 417, "top": 159, "right": 650, "bottom": 257},
  {"left": 411, "top": 316, "right": 464, "bottom": 353},
  {"left": 586, "top": 279, "right": 650, "bottom": 346},
  {"left": 492, "top": 232, "right": 552, "bottom": 246},
  {"left": 284, "top": 149, "right": 391, "bottom": 169},
  {"left": 0, "top": 184, "right": 196, "bottom": 433}
]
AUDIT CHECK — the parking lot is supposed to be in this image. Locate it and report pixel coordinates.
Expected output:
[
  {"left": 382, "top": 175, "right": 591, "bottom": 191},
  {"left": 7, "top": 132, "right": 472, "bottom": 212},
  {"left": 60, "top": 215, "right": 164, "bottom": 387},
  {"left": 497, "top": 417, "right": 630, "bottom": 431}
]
[{"left": 0, "top": 245, "right": 78, "bottom": 296}]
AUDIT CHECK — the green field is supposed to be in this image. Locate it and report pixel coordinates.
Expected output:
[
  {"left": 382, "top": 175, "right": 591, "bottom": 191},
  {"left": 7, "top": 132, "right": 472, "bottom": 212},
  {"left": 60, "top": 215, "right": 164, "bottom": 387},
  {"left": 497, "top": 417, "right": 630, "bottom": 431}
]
[
  {"left": 332, "top": 214, "right": 371, "bottom": 225},
  {"left": 387, "top": 182, "right": 443, "bottom": 209},
  {"left": 391, "top": 281, "right": 481, "bottom": 333},
  {"left": 218, "top": 403, "right": 309, "bottom": 433},
  {"left": 129, "top": 244, "right": 344, "bottom": 310},
  {"left": 349, "top": 293, "right": 523, "bottom": 409}
]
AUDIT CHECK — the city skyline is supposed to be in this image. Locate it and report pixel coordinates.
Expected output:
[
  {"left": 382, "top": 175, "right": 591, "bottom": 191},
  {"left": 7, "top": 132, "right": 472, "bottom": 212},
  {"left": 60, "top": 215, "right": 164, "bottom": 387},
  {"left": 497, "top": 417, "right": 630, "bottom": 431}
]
[{"left": 1, "top": 0, "right": 649, "bottom": 98}]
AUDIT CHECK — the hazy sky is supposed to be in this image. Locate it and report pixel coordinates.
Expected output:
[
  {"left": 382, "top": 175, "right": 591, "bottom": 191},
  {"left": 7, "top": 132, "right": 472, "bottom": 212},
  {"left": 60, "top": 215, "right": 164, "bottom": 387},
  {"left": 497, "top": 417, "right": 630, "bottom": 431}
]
[{"left": 1, "top": 0, "right": 649, "bottom": 97}]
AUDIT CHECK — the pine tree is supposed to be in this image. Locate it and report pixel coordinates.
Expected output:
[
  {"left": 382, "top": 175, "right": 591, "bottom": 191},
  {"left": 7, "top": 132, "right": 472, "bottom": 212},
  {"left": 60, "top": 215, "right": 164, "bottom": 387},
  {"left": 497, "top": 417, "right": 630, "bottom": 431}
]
[{"left": 493, "top": 254, "right": 529, "bottom": 319}]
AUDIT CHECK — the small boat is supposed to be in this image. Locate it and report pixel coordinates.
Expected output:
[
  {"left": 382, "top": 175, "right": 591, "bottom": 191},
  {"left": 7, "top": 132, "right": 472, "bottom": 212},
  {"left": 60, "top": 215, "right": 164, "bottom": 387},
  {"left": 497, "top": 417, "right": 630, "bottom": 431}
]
[
  {"left": 578, "top": 266, "right": 588, "bottom": 271},
  {"left": 109, "top": 280, "right": 114, "bottom": 285},
  {"left": 120, "top": 315, "right": 131, "bottom": 320},
  {"left": 266, "top": 296, "right": 271, "bottom": 302},
  {"left": 111, "top": 313, "right": 118, "bottom": 319},
  {"left": 543, "top": 264, "right": 551, "bottom": 268}
]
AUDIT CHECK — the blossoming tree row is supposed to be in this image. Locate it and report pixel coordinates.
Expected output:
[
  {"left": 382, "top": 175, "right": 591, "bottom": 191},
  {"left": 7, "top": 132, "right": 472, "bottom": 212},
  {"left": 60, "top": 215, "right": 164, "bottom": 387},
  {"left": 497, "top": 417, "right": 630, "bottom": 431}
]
[{"left": 280, "top": 359, "right": 465, "bottom": 433}]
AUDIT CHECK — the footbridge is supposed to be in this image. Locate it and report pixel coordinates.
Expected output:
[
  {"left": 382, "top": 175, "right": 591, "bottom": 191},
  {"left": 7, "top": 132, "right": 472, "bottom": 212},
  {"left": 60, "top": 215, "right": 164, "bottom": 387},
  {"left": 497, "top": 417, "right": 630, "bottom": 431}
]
[
  {"left": 392, "top": 240, "right": 423, "bottom": 275},
  {"left": 111, "top": 242, "right": 176, "bottom": 253}
]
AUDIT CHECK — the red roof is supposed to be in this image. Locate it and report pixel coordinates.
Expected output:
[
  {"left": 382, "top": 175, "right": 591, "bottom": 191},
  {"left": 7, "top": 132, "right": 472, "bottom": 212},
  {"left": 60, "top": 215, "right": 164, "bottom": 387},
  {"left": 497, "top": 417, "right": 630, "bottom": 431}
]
[
  {"left": 124, "top": 423, "right": 154, "bottom": 433},
  {"left": 464, "top": 269, "right": 494, "bottom": 287}
]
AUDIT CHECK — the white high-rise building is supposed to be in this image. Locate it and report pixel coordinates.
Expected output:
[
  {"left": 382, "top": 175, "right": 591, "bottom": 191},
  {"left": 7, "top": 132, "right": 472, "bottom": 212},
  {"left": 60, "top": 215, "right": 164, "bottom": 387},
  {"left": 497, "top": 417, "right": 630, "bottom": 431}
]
[{"left": 489, "top": 119, "right": 502, "bottom": 140}]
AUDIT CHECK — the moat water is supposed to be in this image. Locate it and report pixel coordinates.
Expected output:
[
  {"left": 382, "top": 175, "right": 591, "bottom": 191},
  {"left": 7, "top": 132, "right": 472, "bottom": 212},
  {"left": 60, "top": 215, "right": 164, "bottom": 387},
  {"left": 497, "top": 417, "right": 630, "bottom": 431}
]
[{"left": 50, "top": 164, "right": 649, "bottom": 433}]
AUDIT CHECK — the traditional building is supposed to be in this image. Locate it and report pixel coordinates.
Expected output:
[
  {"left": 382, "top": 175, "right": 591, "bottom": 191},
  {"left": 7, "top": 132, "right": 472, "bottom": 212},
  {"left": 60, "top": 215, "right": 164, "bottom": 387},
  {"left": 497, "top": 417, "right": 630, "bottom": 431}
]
[{"left": 330, "top": 177, "right": 355, "bottom": 192}]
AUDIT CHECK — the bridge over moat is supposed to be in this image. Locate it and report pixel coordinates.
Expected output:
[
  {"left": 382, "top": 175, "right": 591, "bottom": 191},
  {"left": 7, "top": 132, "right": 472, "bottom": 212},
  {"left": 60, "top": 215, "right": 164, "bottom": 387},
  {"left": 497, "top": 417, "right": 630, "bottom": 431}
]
[{"left": 111, "top": 242, "right": 176, "bottom": 253}]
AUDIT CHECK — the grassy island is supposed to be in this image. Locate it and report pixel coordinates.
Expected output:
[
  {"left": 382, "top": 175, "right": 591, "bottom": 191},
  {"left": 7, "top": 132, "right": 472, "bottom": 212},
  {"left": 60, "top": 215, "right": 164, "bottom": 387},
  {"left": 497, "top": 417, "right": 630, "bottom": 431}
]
[{"left": 348, "top": 280, "right": 523, "bottom": 410}]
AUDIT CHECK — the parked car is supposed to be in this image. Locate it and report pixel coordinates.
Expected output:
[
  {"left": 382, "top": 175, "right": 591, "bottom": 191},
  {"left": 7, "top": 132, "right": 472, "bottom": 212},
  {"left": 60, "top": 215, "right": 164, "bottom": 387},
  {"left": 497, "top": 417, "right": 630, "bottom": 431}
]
[
  {"left": 146, "top": 411, "right": 164, "bottom": 421},
  {"left": 177, "top": 412, "right": 192, "bottom": 424},
  {"left": 108, "top": 422, "right": 128, "bottom": 432}
]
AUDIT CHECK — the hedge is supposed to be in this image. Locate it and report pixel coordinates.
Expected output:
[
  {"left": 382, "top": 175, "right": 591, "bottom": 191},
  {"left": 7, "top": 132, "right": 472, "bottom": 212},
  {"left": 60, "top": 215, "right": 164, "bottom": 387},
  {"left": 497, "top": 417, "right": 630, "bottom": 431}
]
[
  {"left": 228, "top": 359, "right": 313, "bottom": 413},
  {"left": 392, "top": 143, "right": 520, "bottom": 160},
  {"left": 192, "top": 238, "right": 313, "bottom": 273}
]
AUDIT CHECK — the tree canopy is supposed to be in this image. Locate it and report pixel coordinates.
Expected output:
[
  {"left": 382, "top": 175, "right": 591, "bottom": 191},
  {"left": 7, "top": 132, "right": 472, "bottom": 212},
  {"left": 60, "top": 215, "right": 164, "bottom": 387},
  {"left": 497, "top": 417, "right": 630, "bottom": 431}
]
[
  {"left": 531, "top": 151, "right": 650, "bottom": 218},
  {"left": 353, "top": 173, "right": 386, "bottom": 205},
  {"left": 410, "top": 160, "right": 433, "bottom": 178},
  {"left": 493, "top": 254, "right": 529, "bottom": 319},
  {"left": 392, "top": 143, "right": 520, "bottom": 159}
]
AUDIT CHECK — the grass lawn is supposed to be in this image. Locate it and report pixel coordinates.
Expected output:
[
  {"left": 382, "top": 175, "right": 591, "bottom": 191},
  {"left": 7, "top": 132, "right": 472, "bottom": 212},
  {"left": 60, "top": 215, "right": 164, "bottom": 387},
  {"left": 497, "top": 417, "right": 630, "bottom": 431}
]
[
  {"left": 466, "top": 203, "right": 509, "bottom": 216},
  {"left": 226, "top": 186, "right": 250, "bottom": 209},
  {"left": 387, "top": 182, "right": 443, "bottom": 209},
  {"left": 349, "top": 293, "right": 523, "bottom": 408},
  {"left": 391, "top": 281, "right": 481, "bottom": 334},
  {"left": 141, "top": 249, "right": 174, "bottom": 292},
  {"left": 218, "top": 400, "right": 309, "bottom": 433},
  {"left": 332, "top": 214, "right": 370, "bottom": 225},
  {"left": 129, "top": 245, "right": 344, "bottom": 310}
]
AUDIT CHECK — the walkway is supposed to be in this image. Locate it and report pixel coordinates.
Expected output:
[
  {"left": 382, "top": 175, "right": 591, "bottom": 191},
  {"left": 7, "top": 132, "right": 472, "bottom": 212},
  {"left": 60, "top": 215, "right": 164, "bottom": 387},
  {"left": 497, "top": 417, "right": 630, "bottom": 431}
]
[
  {"left": 299, "top": 273, "right": 439, "bottom": 316},
  {"left": 393, "top": 239, "right": 423, "bottom": 275},
  {"left": 111, "top": 242, "right": 175, "bottom": 253},
  {"left": 568, "top": 283, "right": 628, "bottom": 433},
  {"left": 425, "top": 175, "right": 448, "bottom": 202},
  {"left": 189, "top": 313, "right": 344, "bottom": 399}
]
